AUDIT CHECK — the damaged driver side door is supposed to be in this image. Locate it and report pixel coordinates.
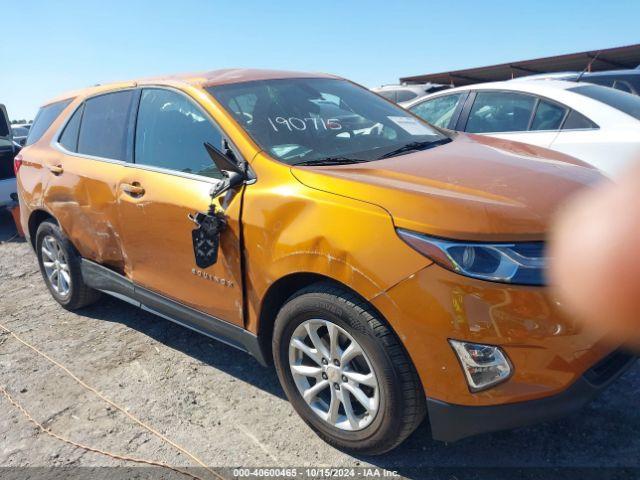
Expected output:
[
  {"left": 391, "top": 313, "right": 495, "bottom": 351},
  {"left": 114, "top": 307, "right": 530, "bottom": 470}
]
[{"left": 117, "top": 87, "right": 245, "bottom": 327}]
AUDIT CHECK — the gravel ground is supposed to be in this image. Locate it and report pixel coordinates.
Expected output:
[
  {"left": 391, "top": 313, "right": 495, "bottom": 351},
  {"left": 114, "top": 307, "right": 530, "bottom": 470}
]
[{"left": 0, "top": 209, "right": 638, "bottom": 479}]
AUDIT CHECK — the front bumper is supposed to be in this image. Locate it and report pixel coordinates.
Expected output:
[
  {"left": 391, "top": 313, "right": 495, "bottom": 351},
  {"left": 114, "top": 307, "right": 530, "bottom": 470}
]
[
  {"left": 369, "top": 261, "right": 637, "bottom": 441},
  {"left": 428, "top": 348, "right": 636, "bottom": 442}
]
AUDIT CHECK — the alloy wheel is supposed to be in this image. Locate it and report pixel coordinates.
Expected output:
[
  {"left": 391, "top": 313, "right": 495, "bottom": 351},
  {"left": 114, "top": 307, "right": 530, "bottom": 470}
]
[
  {"left": 288, "top": 319, "right": 380, "bottom": 431},
  {"left": 41, "top": 235, "right": 71, "bottom": 297}
]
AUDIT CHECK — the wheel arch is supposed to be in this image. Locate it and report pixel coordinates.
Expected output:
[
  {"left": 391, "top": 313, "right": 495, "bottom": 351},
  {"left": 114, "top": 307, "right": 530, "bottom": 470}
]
[
  {"left": 28, "top": 209, "right": 57, "bottom": 249},
  {"left": 256, "top": 272, "right": 391, "bottom": 366}
]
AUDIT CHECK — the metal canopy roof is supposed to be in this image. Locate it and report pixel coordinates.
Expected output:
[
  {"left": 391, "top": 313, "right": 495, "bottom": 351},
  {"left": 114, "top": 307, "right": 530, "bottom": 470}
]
[{"left": 400, "top": 44, "right": 640, "bottom": 86}]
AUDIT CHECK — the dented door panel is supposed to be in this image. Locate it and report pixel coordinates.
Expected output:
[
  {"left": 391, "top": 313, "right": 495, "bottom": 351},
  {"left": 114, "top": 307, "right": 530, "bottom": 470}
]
[
  {"left": 116, "top": 167, "right": 245, "bottom": 326},
  {"left": 43, "top": 153, "right": 130, "bottom": 273}
]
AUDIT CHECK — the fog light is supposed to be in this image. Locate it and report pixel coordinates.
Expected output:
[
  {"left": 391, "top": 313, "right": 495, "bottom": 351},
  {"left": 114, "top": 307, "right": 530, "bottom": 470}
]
[{"left": 449, "top": 340, "right": 512, "bottom": 392}]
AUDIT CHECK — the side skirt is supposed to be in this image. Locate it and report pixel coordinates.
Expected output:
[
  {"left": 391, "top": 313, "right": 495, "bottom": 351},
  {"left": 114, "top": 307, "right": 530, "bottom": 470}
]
[{"left": 80, "top": 259, "right": 269, "bottom": 366}]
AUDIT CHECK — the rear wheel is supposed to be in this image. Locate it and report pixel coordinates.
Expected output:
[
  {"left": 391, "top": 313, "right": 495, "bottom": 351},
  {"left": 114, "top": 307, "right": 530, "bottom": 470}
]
[
  {"left": 35, "top": 220, "right": 101, "bottom": 310},
  {"left": 273, "top": 282, "right": 426, "bottom": 455}
]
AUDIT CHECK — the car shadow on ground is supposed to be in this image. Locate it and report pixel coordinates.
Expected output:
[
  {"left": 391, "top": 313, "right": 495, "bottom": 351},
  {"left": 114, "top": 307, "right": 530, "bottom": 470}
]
[
  {"left": 76, "top": 294, "right": 640, "bottom": 475},
  {"left": 79, "top": 296, "right": 285, "bottom": 399}
]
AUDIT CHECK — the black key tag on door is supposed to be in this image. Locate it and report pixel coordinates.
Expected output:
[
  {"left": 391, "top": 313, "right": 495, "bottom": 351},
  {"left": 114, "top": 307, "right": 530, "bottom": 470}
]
[
  {"left": 189, "top": 141, "right": 247, "bottom": 269},
  {"left": 190, "top": 209, "right": 226, "bottom": 269}
]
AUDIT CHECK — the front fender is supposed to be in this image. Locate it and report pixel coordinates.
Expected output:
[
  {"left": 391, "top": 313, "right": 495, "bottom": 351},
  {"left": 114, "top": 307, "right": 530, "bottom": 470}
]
[{"left": 241, "top": 153, "right": 431, "bottom": 333}]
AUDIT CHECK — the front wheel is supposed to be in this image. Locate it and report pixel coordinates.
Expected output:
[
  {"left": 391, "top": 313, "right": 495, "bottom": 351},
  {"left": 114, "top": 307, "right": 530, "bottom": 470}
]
[{"left": 273, "top": 283, "right": 426, "bottom": 455}]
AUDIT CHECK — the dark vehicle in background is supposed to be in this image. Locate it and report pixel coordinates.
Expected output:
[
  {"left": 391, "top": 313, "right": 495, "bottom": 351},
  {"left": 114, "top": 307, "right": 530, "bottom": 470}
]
[
  {"left": 515, "top": 69, "right": 640, "bottom": 96},
  {"left": 11, "top": 124, "right": 30, "bottom": 146},
  {"left": 0, "top": 104, "right": 18, "bottom": 208}
]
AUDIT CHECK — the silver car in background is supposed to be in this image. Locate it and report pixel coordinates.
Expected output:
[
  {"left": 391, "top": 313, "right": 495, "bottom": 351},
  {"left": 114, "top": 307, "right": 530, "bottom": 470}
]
[
  {"left": 371, "top": 82, "right": 449, "bottom": 106},
  {"left": 11, "top": 124, "right": 30, "bottom": 146}
]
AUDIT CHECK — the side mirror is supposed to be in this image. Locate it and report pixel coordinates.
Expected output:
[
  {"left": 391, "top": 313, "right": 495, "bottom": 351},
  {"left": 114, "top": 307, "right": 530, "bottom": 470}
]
[
  {"left": 204, "top": 142, "right": 246, "bottom": 198},
  {"left": 204, "top": 142, "right": 244, "bottom": 176}
]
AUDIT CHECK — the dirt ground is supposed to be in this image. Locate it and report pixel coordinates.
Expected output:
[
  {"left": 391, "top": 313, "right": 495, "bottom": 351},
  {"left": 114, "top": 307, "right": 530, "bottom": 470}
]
[{"left": 0, "top": 209, "right": 639, "bottom": 479}]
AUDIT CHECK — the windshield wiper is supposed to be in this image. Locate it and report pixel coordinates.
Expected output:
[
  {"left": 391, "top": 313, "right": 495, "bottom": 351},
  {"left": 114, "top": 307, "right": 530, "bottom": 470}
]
[
  {"left": 378, "top": 138, "right": 451, "bottom": 160},
  {"left": 292, "top": 157, "right": 370, "bottom": 166}
]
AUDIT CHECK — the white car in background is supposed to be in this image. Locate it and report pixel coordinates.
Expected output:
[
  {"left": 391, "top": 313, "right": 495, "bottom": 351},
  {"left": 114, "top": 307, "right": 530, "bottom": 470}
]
[
  {"left": 405, "top": 80, "right": 640, "bottom": 177},
  {"left": 372, "top": 83, "right": 449, "bottom": 106}
]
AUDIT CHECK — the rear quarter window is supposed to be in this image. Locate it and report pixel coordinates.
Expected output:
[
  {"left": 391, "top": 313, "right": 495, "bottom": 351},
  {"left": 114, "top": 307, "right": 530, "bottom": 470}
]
[
  {"left": 26, "top": 99, "right": 72, "bottom": 146},
  {"left": 562, "top": 110, "right": 598, "bottom": 130},
  {"left": 58, "top": 104, "right": 84, "bottom": 152}
]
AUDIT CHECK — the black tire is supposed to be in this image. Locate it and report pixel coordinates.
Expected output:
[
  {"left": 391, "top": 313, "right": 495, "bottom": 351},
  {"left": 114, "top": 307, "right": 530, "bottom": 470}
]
[
  {"left": 273, "top": 282, "right": 426, "bottom": 455},
  {"left": 35, "top": 220, "right": 101, "bottom": 310}
]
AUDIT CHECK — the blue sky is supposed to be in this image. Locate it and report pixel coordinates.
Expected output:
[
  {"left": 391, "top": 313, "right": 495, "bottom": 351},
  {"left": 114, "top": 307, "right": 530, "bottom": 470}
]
[{"left": 2, "top": 0, "right": 639, "bottom": 120}]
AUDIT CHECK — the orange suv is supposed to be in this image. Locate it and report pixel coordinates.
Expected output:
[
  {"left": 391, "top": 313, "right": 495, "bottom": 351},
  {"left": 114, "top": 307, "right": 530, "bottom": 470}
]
[{"left": 16, "top": 69, "right": 635, "bottom": 454}]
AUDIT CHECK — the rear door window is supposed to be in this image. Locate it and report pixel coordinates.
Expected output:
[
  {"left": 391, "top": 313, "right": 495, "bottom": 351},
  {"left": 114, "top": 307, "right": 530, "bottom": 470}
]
[
  {"left": 77, "top": 90, "right": 137, "bottom": 161},
  {"left": 530, "top": 100, "right": 568, "bottom": 131},
  {"left": 26, "top": 99, "right": 72, "bottom": 146},
  {"left": 134, "top": 88, "right": 223, "bottom": 179},
  {"left": 465, "top": 91, "right": 536, "bottom": 133},
  {"left": 410, "top": 93, "right": 466, "bottom": 129}
]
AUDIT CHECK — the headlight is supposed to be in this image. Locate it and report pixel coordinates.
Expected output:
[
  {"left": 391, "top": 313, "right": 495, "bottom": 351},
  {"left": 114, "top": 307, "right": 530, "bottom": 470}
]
[
  {"left": 449, "top": 340, "right": 512, "bottom": 391},
  {"left": 396, "top": 229, "right": 546, "bottom": 285}
]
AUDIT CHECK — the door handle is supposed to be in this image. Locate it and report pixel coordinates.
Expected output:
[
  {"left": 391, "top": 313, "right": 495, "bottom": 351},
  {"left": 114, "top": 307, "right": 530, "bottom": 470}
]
[
  {"left": 47, "top": 164, "right": 64, "bottom": 175},
  {"left": 121, "top": 183, "right": 145, "bottom": 196}
]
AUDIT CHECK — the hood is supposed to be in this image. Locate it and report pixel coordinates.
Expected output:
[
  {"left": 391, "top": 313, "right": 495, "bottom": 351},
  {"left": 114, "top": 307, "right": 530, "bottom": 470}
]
[{"left": 291, "top": 134, "right": 604, "bottom": 242}]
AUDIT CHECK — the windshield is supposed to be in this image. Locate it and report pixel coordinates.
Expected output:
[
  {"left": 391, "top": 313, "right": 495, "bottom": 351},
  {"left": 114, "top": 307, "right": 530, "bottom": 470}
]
[{"left": 206, "top": 78, "right": 448, "bottom": 165}]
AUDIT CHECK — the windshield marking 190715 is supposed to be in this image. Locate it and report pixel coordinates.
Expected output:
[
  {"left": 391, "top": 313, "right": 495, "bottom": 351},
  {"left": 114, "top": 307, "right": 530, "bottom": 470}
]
[{"left": 207, "top": 78, "right": 448, "bottom": 165}]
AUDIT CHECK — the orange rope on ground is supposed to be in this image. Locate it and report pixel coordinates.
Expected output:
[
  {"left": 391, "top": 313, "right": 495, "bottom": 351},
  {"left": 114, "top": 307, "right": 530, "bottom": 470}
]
[
  {"left": 0, "top": 386, "right": 203, "bottom": 480},
  {"left": 0, "top": 321, "right": 225, "bottom": 480}
]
